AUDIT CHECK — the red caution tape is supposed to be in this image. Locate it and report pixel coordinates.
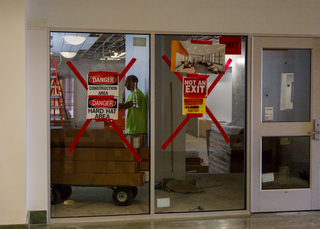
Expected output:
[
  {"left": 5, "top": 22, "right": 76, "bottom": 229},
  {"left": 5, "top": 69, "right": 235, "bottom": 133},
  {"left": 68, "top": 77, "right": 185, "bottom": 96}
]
[
  {"left": 66, "top": 61, "right": 88, "bottom": 90},
  {"left": 208, "top": 58, "right": 232, "bottom": 95},
  {"left": 108, "top": 119, "right": 142, "bottom": 162},
  {"left": 191, "top": 40, "right": 213, "bottom": 45},
  {"left": 206, "top": 106, "right": 230, "bottom": 144},
  {"left": 162, "top": 55, "right": 183, "bottom": 82},
  {"left": 88, "top": 95, "right": 115, "bottom": 99},
  {"left": 161, "top": 116, "right": 191, "bottom": 150},
  {"left": 68, "top": 119, "right": 92, "bottom": 153},
  {"left": 160, "top": 55, "right": 233, "bottom": 150},
  {"left": 119, "top": 58, "right": 137, "bottom": 82}
]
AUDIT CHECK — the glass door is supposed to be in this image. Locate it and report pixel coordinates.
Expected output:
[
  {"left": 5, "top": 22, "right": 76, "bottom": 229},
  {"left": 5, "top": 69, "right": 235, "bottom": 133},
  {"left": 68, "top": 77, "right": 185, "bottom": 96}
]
[{"left": 252, "top": 37, "right": 320, "bottom": 212}]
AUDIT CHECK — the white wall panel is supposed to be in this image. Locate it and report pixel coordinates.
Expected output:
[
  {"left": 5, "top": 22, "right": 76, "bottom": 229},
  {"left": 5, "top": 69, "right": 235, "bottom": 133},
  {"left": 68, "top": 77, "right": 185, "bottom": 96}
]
[
  {"left": 27, "top": 0, "right": 320, "bottom": 36},
  {"left": 0, "top": 0, "right": 26, "bottom": 225},
  {"left": 26, "top": 28, "right": 48, "bottom": 212}
]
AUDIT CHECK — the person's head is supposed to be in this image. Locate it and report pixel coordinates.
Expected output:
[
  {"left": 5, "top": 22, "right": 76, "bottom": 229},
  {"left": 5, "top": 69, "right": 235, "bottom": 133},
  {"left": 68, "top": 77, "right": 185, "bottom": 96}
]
[{"left": 125, "top": 75, "right": 138, "bottom": 92}]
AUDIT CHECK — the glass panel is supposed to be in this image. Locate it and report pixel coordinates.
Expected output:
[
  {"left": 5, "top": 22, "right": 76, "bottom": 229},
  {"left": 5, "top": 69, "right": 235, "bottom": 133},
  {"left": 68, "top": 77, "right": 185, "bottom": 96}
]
[
  {"left": 50, "top": 32, "right": 150, "bottom": 217},
  {"left": 261, "top": 136, "right": 310, "bottom": 190},
  {"left": 262, "top": 49, "right": 311, "bottom": 122},
  {"left": 155, "top": 35, "right": 247, "bottom": 213}
]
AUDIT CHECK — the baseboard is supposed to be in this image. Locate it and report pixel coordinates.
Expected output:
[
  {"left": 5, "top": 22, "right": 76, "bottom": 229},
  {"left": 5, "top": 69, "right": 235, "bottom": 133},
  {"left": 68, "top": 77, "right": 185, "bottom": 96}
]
[{"left": 28, "top": 210, "right": 47, "bottom": 224}]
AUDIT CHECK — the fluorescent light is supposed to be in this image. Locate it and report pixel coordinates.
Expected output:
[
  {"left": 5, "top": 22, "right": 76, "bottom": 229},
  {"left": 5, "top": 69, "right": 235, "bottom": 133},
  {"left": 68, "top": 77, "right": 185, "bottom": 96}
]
[
  {"left": 60, "top": 52, "right": 77, "bottom": 59},
  {"left": 63, "top": 35, "right": 86, "bottom": 45}
]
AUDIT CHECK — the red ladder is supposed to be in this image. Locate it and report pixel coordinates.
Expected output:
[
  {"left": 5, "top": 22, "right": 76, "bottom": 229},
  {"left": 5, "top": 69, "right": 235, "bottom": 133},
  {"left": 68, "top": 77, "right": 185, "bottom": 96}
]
[{"left": 50, "top": 58, "right": 68, "bottom": 129}]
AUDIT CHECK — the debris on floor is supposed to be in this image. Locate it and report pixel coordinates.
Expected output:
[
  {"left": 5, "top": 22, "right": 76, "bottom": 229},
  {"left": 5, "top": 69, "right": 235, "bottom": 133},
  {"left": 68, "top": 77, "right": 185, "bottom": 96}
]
[
  {"left": 162, "top": 178, "right": 204, "bottom": 194},
  {"left": 192, "top": 205, "right": 204, "bottom": 211}
]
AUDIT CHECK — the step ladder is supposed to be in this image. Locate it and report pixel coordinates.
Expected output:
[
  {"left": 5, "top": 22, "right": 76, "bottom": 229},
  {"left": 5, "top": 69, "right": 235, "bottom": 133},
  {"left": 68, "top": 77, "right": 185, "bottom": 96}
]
[{"left": 50, "top": 58, "right": 68, "bottom": 129}]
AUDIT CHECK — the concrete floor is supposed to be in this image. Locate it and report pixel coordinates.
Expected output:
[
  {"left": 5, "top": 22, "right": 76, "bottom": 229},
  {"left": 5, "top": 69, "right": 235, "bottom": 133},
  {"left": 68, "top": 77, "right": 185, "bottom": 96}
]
[
  {"left": 34, "top": 211, "right": 320, "bottom": 228},
  {"left": 51, "top": 172, "right": 245, "bottom": 217},
  {"left": 51, "top": 134, "right": 245, "bottom": 217}
]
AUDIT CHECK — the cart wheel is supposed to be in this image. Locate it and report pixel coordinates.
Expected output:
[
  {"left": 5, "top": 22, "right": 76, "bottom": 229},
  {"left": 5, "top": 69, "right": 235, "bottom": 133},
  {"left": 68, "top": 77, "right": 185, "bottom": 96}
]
[
  {"left": 112, "top": 188, "right": 133, "bottom": 206},
  {"left": 51, "top": 187, "right": 61, "bottom": 204},
  {"left": 58, "top": 185, "right": 72, "bottom": 200},
  {"left": 131, "top": 187, "right": 138, "bottom": 199}
]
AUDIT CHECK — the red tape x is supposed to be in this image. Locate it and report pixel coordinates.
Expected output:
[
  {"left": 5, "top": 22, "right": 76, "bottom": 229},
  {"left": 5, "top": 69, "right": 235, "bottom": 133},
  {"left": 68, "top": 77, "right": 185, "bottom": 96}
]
[
  {"left": 161, "top": 55, "right": 232, "bottom": 150},
  {"left": 66, "top": 58, "right": 142, "bottom": 162}
]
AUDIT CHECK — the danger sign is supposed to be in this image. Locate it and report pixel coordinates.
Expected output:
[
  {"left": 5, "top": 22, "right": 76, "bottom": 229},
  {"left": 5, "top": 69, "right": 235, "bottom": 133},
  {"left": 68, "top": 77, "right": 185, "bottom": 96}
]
[
  {"left": 87, "top": 97, "right": 118, "bottom": 120},
  {"left": 88, "top": 72, "right": 119, "bottom": 96}
]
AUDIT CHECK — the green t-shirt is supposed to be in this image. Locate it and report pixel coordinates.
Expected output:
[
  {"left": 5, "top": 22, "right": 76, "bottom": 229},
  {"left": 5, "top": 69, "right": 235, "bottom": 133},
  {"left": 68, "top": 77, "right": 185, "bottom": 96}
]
[{"left": 126, "top": 88, "right": 147, "bottom": 134}]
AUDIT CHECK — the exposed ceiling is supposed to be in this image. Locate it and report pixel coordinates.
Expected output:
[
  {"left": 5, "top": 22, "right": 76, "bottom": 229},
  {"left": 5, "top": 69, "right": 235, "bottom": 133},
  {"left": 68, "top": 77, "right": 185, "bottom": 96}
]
[
  {"left": 180, "top": 41, "right": 225, "bottom": 55},
  {"left": 51, "top": 32, "right": 126, "bottom": 61},
  {"left": 50, "top": 33, "right": 240, "bottom": 62}
]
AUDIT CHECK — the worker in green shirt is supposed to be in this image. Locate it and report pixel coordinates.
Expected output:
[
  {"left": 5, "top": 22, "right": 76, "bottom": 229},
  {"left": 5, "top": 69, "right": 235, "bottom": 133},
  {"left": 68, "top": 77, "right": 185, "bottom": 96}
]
[{"left": 120, "top": 75, "right": 147, "bottom": 135}]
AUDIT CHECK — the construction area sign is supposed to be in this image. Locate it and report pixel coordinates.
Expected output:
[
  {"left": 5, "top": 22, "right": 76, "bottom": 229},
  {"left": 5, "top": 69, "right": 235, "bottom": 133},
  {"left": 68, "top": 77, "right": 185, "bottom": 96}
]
[
  {"left": 87, "top": 72, "right": 119, "bottom": 96},
  {"left": 182, "top": 74, "right": 209, "bottom": 115},
  {"left": 87, "top": 97, "right": 118, "bottom": 119}
]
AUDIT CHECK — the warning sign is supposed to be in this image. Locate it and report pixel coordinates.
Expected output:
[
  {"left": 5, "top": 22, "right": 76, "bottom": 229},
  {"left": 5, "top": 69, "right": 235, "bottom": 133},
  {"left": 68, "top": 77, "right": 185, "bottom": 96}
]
[
  {"left": 88, "top": 72, "right": 119, "bottom": 96},
  {"left": 87, "top": 97, "right": 118, "bottom": 120},
  {"left": 182, "top": 74, "right": 209, "bottom": 115},
  {"left": 183, "top": 98, "right": 206, "bottom": 114}
]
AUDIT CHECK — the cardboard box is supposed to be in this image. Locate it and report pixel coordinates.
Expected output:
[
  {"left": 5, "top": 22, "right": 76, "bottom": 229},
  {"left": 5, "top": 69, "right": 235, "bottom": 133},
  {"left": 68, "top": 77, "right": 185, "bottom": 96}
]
[
  {"left": 199, "top": 119, "right": 213, "bottom": 138},
  {"left": 51, "top": 129, "right": 125, "bottom": 148},
  {"left": 96, "top": 148, "right": 135, "bottom": 161},
  {"left": 51, "top": 148, "right": 96, "bottom": 161},
  {"left": 51, "top": 161, "right": 95, "bottom": 173},
  {"left": 138, "top": 160, "right": 149, "bottom": 171},
  {"left": 125, "top": 134, "right": 145, "bottom": 148},
  {"left": 186, "top": 165, "right": 209, "bottom": 173},
  {"left": 95, "top": 161, "right": 138, "bottom": 174},
  {"left": 50, "top": 129, "right": 72, "bottom": 147},
  {"left": 138, "top": 147, "right": 149, "bottom": 160},
  {"left": 51, "top": 172, "right": 145, "bottom": 186},
  {"left": 73, "top": 129, "right": 125, "bottom": 148},
  {"left": 186, "top": 157, "right": 202, "bottom": 165},
  {"left": 51, "top": 148, "right": 136, "bottom": 161}
]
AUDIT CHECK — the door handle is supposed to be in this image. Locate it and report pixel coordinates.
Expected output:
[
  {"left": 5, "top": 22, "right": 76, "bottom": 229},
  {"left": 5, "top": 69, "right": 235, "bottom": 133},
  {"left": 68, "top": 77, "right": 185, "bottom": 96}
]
[{"left": 308, "top": 131, "right": 320, "bottom": 140}]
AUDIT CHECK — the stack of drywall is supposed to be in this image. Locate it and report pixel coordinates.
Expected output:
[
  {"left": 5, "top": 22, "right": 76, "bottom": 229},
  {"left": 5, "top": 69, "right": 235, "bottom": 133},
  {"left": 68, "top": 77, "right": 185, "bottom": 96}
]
[
  {"left": 137, "top": 147, "right": 149, "bottom": 171},
  {"left": 51, "top": 129, "right": 144, "bottom": 187},
  {"left": 208, "top": 125, "right": 244, "bottom": 174}
]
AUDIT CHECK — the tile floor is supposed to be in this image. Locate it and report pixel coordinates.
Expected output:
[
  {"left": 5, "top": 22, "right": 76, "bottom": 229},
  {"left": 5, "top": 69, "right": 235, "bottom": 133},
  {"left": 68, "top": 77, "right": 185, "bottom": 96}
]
[{"left": 29, "top": 211, "right": 320, "bottom": 228}]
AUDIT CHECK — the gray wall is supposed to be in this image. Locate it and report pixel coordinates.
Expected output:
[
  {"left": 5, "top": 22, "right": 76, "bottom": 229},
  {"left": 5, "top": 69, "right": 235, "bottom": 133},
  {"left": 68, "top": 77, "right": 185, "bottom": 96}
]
[{"left": 155, "top": 35, "right": 186, "bottom": 182}]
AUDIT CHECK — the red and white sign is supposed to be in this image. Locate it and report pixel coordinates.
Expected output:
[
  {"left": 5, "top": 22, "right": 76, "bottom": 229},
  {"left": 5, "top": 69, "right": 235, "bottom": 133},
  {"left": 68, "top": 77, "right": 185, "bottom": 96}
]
[
  {"left": 183, "top": 74, "right": 209, "bottom": 98},
  {"left": 182, "top": 74, "right": 209, "bottom": 115},
  {"left": 88, "top": 72, "right": 119, "bottom": 96},
  {"left": 87, "top": 97, "right": 118, "bottom": 119},
  {"left": 219, "top": 36, "right": 241, "bottom": 55}
]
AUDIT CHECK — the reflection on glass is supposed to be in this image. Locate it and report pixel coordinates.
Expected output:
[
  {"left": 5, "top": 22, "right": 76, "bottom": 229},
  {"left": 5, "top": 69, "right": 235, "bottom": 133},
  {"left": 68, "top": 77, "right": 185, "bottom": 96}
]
[
  {"left": 155, "top": 35, "right": 247, "bottom": 213},
  {"left": 262, "top": 49, "right": 311, "bottom": 122},
  {"left": 50, "top": 32, "right": 150, "bottom": 217},
  {"left": 261, "top": 136, "right": 310, "bottom": 190}
]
